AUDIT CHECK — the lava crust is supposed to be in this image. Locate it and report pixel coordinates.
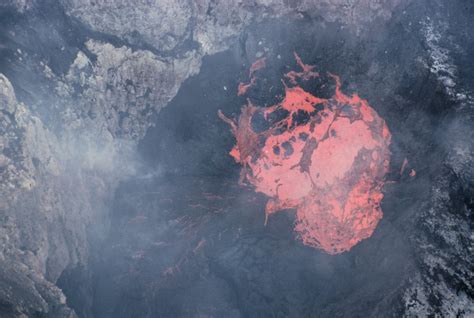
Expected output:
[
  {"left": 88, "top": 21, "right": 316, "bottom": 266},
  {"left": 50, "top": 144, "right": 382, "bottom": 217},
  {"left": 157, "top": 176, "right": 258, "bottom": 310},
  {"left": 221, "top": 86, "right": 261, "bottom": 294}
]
[{"left": 220, "top": 54, "right": 392, "bottom": 254}]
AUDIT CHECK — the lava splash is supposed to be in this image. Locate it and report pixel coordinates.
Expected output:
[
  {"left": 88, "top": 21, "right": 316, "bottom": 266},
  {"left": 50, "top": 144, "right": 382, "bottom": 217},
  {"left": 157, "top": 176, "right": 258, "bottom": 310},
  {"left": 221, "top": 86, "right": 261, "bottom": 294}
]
[{"left": 219, "top": 53, "right": 391, "bottom": 254}]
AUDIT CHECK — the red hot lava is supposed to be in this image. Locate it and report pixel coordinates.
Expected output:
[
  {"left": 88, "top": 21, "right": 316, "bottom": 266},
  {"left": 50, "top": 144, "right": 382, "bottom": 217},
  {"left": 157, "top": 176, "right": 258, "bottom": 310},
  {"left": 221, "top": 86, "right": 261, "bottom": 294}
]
[
  {"left": 238, "top": 57, "right": 267, "bottom": 96},
  {"left": 219, "top": 54, "right": 392, "bottom": 254}
]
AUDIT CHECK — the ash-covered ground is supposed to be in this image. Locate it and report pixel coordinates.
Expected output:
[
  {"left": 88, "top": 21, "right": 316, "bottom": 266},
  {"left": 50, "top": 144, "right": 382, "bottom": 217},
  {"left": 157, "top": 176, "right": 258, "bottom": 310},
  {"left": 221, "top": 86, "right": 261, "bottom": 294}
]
[{"left": 0, "top": 1, "right": 472, "bottom": 317}]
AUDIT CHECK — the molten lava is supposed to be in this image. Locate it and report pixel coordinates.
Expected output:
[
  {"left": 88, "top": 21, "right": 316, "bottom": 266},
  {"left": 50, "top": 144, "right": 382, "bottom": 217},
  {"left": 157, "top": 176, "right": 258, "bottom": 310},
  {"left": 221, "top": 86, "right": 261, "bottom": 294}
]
[
  {"left": 238, "top": 57, "right": 267, "bottom": 96},
  {"left": 220, "top": 54, "right": 391, "bottom": 254}
]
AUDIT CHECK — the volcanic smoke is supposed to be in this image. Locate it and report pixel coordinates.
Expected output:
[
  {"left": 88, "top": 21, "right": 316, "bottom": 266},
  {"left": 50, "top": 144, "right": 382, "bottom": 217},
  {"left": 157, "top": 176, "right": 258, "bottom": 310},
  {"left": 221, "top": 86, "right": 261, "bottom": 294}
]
[{"left": 219, "top": 53, "right": 391, "bottom": 254}]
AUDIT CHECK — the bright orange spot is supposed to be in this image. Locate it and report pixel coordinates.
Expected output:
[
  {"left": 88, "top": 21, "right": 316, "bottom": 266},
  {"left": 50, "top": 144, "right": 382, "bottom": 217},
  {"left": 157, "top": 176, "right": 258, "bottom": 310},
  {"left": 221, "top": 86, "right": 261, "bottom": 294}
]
[{"left": 220, "top": 54, "right": 392, "bottom": 254}]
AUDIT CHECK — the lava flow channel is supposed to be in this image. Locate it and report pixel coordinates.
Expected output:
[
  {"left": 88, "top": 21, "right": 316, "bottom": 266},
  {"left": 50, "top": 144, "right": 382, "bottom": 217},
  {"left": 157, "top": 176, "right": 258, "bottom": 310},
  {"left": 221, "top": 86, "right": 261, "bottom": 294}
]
[{"left": 219, "top": 53, "right": 391, "bottom": 254}]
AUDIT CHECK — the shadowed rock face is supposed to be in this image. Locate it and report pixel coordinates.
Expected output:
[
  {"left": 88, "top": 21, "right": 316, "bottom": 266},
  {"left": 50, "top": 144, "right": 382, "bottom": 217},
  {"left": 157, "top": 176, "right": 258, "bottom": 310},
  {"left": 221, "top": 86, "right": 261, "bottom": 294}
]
[{"left": 0, "top": 0, "right": 473, "bottom": 317}]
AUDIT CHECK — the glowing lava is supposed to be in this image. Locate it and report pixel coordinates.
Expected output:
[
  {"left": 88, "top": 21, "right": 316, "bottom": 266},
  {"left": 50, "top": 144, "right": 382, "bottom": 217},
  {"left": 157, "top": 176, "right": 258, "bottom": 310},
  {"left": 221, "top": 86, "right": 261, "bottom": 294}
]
[
  {"left": 220, "top": 54, "right": 391, "bottom": 254},
  {"left": 238, "top": 57, "right": 267, "bottom": 96}
]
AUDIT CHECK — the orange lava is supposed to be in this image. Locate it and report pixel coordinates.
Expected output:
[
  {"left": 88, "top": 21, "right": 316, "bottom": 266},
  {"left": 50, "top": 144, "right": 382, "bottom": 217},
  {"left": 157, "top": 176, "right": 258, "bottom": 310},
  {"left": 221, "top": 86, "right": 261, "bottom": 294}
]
[
  {"left": 285, "top": 52, "right": 319, "bottom": 84},
  {"left": 238, "top": 57, "right": 266, "bottom": 96},
  {"left": 220, "top": 54, "right": 392, "bottom": 254}
]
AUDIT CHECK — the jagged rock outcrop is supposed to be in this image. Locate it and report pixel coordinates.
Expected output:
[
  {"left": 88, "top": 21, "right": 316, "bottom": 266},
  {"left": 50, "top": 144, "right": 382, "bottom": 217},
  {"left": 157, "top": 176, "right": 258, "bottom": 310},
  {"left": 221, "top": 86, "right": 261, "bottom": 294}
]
[
  {"left": 60, "top": 0, "right": 404, "bottom": 56},
  {"left": 400, "top": 6, "right": 474, "bottom": 315},
  {"left": 0, "top": 74, "right": 74, "bottom": 317},
  {"left": 59, "top": 40, "right": 201, "bottom": 140}
]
